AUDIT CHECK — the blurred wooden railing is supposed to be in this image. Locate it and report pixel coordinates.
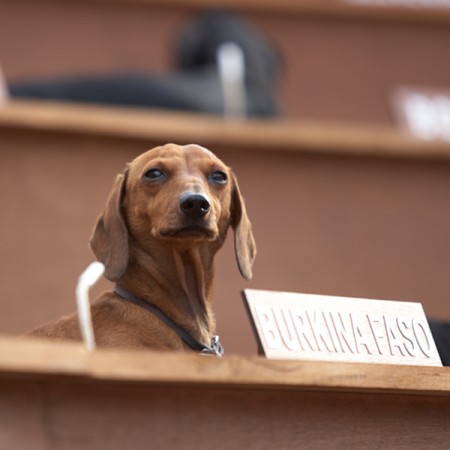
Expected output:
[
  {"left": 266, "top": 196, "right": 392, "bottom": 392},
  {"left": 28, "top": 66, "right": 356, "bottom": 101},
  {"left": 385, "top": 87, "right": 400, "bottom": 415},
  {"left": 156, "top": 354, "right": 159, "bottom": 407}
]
[{"left": 1, "top": 100, "right": 449, "bottom": 160}]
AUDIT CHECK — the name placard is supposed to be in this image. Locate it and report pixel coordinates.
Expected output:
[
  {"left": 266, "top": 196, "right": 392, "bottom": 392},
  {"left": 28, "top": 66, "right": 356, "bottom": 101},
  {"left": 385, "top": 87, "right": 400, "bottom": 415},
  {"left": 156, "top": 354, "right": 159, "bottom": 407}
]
[
  {"left": 392, "top": 87, "right": 450, "bottom": 142},
  {"left": 243, "top": 289, "right": 442, "bottom": 366}
]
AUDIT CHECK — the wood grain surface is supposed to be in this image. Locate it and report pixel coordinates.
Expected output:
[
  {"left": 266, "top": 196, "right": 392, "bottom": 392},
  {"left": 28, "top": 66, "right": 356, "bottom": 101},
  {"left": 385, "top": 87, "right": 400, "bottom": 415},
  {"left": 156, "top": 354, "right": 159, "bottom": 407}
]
[{"left": 2, "top": 337, "right": 450, "bottom": 395}]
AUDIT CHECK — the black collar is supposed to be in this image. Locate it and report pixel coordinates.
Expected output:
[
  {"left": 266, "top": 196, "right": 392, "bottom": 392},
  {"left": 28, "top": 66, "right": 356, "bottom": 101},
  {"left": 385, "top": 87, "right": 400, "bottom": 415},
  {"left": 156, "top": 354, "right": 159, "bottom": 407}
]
[{"left": 114, "top": 285, "right": 224, "bottom": 357}]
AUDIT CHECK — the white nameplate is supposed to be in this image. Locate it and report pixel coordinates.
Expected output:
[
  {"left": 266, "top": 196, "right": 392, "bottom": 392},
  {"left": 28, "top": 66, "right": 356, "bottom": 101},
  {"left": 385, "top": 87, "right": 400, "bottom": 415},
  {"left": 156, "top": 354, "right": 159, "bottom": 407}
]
[
  {"left": 392, "top": 87, "right": 450, "bottom": 142},
  {"left": 243, "top": 289, "right": 442, "bottom": 366}
]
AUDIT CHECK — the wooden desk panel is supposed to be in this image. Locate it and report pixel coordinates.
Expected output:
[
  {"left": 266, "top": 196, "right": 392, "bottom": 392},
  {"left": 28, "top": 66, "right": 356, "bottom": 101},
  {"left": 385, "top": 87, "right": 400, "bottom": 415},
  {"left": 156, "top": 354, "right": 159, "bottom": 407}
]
[
  {"left": 1, "top": 338, "right": 450, "bottom": 449},
  {"left": 3, "top": 380, "right": 450, "bottom": 449}
]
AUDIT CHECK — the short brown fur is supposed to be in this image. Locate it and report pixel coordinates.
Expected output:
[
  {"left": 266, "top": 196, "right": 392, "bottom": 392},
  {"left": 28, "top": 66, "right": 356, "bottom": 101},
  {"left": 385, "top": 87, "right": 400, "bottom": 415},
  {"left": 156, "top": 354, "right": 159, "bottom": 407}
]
[{"left": 27, "top": 144, "right": 256, "bottom": 351}]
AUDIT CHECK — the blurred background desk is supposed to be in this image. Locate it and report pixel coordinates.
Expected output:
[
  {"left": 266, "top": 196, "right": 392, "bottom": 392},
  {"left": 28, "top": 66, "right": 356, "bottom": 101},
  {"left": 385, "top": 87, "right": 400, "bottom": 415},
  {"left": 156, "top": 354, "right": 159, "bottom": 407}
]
[{"left": 2, "top": 0, "right": 450, "bottom": 123}]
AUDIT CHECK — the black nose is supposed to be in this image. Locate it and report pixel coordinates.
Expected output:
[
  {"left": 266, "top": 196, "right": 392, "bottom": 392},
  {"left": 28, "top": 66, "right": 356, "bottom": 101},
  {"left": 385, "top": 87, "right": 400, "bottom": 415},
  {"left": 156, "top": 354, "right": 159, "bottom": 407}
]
[{"left": 179, "top": 192, "right": 211, "bottom": 220}]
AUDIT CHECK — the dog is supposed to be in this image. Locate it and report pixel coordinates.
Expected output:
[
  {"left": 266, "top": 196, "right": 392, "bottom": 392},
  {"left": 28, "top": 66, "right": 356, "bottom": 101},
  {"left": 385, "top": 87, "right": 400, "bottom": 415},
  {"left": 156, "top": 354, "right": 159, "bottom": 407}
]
[{"left": 27, "top": 144, "right": 256, "bottom": 354}]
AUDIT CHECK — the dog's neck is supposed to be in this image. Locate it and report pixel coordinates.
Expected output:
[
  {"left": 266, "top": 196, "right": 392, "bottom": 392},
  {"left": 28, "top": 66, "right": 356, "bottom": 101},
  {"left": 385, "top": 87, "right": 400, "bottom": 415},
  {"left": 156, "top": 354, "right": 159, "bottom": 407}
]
[{"left": 119, "top": 239, "right": 220, "bottom": 345}]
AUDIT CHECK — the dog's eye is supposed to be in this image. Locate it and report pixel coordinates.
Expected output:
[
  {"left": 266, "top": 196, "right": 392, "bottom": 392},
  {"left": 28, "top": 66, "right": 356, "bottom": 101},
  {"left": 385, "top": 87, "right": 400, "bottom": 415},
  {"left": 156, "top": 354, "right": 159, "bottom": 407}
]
[
  {"left": 209, "top": 170, "right": 228, "bottom": 185},
  {"left": 144, "top": 168, "right": 165, "bottom": 181}
]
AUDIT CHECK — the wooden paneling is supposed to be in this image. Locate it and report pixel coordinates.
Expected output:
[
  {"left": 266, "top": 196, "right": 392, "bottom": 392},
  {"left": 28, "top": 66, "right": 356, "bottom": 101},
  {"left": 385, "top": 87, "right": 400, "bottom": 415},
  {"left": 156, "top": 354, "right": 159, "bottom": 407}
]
[
  {"left": 1, "top": 338, "right": 450, "bottom": 449},
  {"left": 2, "top": 379, "right": 450, "bottom": 449}
]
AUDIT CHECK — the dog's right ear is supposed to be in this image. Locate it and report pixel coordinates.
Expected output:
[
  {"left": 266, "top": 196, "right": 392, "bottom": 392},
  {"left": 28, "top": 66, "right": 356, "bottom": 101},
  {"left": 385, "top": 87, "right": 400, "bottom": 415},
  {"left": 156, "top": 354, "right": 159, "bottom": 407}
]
[{"left": 90, "top": 170, "right": 129, "bottom": 281}]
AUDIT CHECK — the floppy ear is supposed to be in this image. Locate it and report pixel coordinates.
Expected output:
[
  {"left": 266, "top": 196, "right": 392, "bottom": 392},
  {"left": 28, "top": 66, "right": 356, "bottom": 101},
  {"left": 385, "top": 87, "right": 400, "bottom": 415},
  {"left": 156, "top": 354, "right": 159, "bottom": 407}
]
[
  {"left": 230, "top": 173, "right": 257, "bottom": 280},
  {"left": 89, "top": 170, "right": 129, "bottom": 282}
]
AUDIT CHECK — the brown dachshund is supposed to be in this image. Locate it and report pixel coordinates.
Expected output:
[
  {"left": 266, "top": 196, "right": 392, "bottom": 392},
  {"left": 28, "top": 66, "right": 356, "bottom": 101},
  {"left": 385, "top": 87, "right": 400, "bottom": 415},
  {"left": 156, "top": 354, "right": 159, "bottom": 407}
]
[{"left": 27, "top": 143, "right": 256, "bottom": 354}]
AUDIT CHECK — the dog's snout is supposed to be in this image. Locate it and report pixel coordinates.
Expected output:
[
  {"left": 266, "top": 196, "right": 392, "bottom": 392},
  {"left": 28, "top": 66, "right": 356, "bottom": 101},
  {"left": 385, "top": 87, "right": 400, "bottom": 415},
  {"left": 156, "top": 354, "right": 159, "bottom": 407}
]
[{"left": 179, "top": 192, "right": 211, "bottom": 220}]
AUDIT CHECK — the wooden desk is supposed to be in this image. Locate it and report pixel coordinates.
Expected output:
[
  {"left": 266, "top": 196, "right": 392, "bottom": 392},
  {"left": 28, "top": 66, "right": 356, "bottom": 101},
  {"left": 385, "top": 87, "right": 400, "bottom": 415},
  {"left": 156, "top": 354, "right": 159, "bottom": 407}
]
[{"left": 0, "top": 337, "right": 449, "bottom": 449}]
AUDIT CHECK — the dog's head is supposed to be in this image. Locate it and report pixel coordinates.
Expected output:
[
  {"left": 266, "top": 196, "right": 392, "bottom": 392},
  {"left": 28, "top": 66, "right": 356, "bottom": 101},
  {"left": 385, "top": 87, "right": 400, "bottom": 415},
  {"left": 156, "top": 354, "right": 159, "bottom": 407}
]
[{"left": 90, "top": 143, "right": 256, "bottom": 282}]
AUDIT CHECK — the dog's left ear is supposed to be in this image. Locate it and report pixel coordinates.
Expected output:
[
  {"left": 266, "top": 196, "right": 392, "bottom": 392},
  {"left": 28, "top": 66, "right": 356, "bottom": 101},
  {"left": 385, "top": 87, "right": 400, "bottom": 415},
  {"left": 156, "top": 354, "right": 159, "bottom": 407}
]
[
  {"left": 89, "top": 169, "right": 129, "bottom": 281},
  {"left": 230, "top": 173, "right": 257, "bottom": 280}
]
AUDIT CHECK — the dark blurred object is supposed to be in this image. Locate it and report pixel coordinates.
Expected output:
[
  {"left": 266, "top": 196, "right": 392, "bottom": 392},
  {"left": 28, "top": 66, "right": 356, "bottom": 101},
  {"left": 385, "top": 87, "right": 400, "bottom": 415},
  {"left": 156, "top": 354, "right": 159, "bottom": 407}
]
[
  {"left": 9, "top": 11, "right": 280, "bottom": 118},
  {"left": 429, "top": 320, "right": 450, "bottom": 366}
]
